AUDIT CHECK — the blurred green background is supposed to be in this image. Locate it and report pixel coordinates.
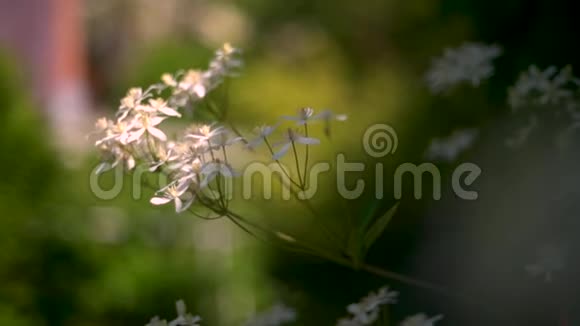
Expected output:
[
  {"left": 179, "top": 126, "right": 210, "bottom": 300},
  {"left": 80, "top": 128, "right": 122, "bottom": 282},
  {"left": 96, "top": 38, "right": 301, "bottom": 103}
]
[{"left": 1, "top": 0, "right": 580, "bottom": 325}]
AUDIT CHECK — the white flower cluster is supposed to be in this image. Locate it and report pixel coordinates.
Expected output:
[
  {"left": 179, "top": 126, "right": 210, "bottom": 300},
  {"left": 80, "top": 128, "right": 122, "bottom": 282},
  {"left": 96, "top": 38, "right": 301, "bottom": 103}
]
[
  {"left": 426, "top": 42, "right": 502, "bottom": 94},
  {"left": 92, "top": 43, "right": 347, "bottom": 215},
  {"left": 147, "top": 300, "right": 202, "bottom": 326},
  {"left": 508, "top": 65, "right": 580, "bottom": 111},
  {"left": 336, "top": 286, "right": 398, "bottom": 325},
  {"left": 424, "top": 129, "right": 478, "bottom": 162},
  {"left": 336, "top": 286, "right": 444, "bottom": 326},
  {"left": 242, "top": 303, "right": 297, "bottom": 326}
]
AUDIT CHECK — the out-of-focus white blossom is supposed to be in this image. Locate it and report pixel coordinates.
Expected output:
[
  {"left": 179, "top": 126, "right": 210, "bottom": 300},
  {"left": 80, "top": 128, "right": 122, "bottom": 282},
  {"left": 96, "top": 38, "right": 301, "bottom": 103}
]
[
  {"left": 283, "top": 107, "right": 315, "bottom": 125},
  {"left": 525, "top": 244, "right": 565, "bottom": 282},
  {"left": 247, "top": 125, "right": 278, "bottom": 149},
  {"left": 243, "top": 303, "right": 297, "bottom": 326},
  {"left": 185, "top": 124, "right": 226, "bottom": 143},
  {"left": 426, "top": 42, "right": 502, "bottom": 94},
  {"left": 337, "top": 286, "right": 398, "bottom": 326},
  {"left": 272, "top": 129, "right": 320, "bottom": 160},
  {"left": 147, "top": 300, "right": 202, "bottom": 326},
  {"left": 312, "top": 109, "right": 348, "bottom": 137},
  {"left": 399, "top": 313, "right": 443, "bottom": 326},
  {"left": 425, "top": 129, "right": 478, "bottom": 162},
  {"left": 508, "top": 65, "right": 580, "bottom": 111}
]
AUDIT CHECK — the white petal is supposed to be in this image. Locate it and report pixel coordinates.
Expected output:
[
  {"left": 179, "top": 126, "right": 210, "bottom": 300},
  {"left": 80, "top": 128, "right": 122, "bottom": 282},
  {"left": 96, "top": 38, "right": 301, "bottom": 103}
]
[
  {"left": 95, "top": 162, "right": 112, "bottom": 175},
  {"left": 247, "top": 137, "right": 264, "bottom": 149},
  {"left": 147, "top": 127, "right": 167, "bottom": 141},
  {"left": 193, "top": 84, "right": 206, "bottom": 98},
  {"left": 272, "top": 143, "right": 291, "bottom": 160},
  {"left": 174, "top": 197, "right": 183, "bottom": 213},
  {"left": 127, "top": 128, "right": 146, "bottom": 143},
  {"left": 176, "top": 180, "right": 190, "bottom": 195},
  {"left": 150, "top": 197, "right": 172, "bottom": 205},
  {"left": 159, "top": 106, "right": 181, "bottom": 117},
  {"left": 149, "top": 116, "right": 167, "bottom": 126},
  {"left": 296, "top": 136, "right": 320, "bottom": 145},
  {"left": 126, "top": 156, "right": 136, "bottom": 170}
]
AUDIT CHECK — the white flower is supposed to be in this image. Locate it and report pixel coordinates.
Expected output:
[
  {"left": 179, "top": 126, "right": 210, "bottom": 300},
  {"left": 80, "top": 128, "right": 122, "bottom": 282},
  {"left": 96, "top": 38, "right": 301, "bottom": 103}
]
[
  {"left": 525, "top": 244, "right": 565, "bottom": 282},
  {"left": 243, "top": 303, "right": 297, "bottom": 326},
  {"left": 127, "top": 113, "right": 168, "bottom": 143},
  {"left": 425, "top": 129, "right": 478, "bottom": 162},
  {"left": 149, "top": 142, "right": 181, "bottom": 172},
  {"left": 338, "top": 286, "right": 398, "bottom": 326},
  {"left": 283, "top": 107, "right": 315, "bottom": 125},
  {"left": 118, "top": 87, "right": 144, "bottom": 120},
  {"left": 146, "top": 316, "right": 168, "bottom": 326},
  {"left": 426, "top": 42, "right": 502, "bottom": 94},
  {"left": 150, "top": 183, "right": 194, "bottom": 213},
  {"left": 95, "top": 144, "right": 136, "bottom": 174},
  {"left": 272, "top": 129, "right": 320, "bottom": 160},
  {"left": 162, "top": 73, "right": 178, "bottom": 87},
  {"left": 208, "top": 43, "right": 243, "bottom": 79},
  {"left": 177, "top": 158, "right": 204, "bottom": 185},
  {"left": 95, "top": 119, "right": 133, "bottom": 146},
  {"left": 209, "top": 131, "right": 243, "bottom": 148},
  {"left": 247, "top": 125, "right": 278, "bottom": 149},
  {"left": 400, "top": 313, "right": 443, "bottom": 326},
  {"left": 199, "top": 160, "right": 237, "bottom": 188},
  {"left": 508, "top": 65, "right": 578, "bottom": 110},
  {"left": 185, "top": 124, "right": 225, "bottom": 143},
  {"left": 179, "top": 69, "right": 207, "bottom": 99},
  {"left": 148, "top": 98, "right": 181, "bottom": 117},
  {"left": 312, "top": 109, "right": 348, "bottom": 136},
  {"left": 146, "top": 300, "right": 202, "bottom": 326},
  {"left": 168, "top": 300, "right": 202, "bottom": 326}
]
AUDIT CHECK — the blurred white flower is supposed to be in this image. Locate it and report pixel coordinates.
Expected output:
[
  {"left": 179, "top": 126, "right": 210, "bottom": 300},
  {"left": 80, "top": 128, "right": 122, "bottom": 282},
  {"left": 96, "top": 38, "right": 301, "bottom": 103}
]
[
  {"left": 168, "top": 300, "right": 202, "bottom": 326},
  {"left": 425, "top": 129, "right": 478, "bottom": 162},
  {"left": 282, "top": 107, "right": 315, "bottom": 125},
  {"left": 312, "top": 109, "right": 348, "bottom": 137},
  {"left": 146, "top": 300, "right": 201, "bottom": 326},
  {"left": 400, "top": 313, "right": 443, "bottom": 326},
  {"left": 178, "top": 69, "right": 208, "bottom": 99},
  {"left": 426, "top": 42, "right": 502, "bottom": 94},
  {"left": 508, "top": 65, "right": 579, "bottom": 110},
  {"left": 272, "top": 129, "right": 320, "bottom": 160},
  {"left": 185, "top": 124, "right": 226, "bottom": 143},
  {"left": 525, "top": 244, "right": 565, "bottom": 282},
  {"left": 146, "top": 316, "right": 168, "bottom": 326},
  {"left": 118, "top": 87, "right": 145, "bottom": 120},
  {"left": 148, "top": 98, "right": 181, "bottom": 117},
  {"left": 337, "top": 286, "right": 398, "bottom": 326},
  {"left": 95, "top": 119, "right": 133, "bottom": 146},
  {"left": 247, "top": 125, "right": 278, "bottom": 149},
  {"left": 243, "top": 303, "right": 297, "bottom": 326}
]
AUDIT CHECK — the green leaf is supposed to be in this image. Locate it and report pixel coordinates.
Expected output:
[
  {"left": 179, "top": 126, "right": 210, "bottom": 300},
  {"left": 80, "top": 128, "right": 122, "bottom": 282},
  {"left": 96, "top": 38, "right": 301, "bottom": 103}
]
[
  {"left": 359, "top": 198, "right": 383, "bottom": 233},
  {"left": 362, "top": 202, "right": 399, "bottom": 254},
  {"left": 344, "top": 228, "right": 362, "bottom": 269}
]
